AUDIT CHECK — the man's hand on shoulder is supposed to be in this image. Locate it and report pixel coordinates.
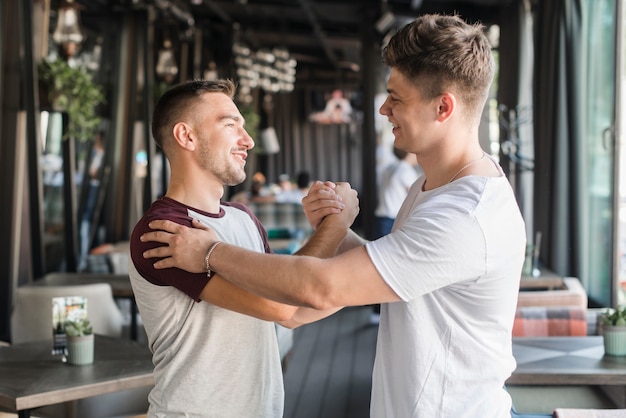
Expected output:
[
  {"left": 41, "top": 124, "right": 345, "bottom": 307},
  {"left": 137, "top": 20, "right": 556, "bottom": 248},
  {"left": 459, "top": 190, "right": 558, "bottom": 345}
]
[{"left": 141, "top": 219, "right": 215, "bottom": 273}]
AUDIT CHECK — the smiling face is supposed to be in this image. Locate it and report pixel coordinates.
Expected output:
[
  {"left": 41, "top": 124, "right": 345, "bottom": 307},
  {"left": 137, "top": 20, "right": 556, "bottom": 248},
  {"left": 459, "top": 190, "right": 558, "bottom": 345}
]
[
  {"left": 192, "top": 92, "right": 255, "bottom": 187},
  {"left": 379, "top": 68, "right": 439, "bottom": 155}
]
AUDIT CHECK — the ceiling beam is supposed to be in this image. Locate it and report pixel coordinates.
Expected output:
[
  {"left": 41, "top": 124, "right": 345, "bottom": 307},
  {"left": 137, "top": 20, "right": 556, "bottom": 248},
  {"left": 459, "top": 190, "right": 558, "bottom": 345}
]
[
  {"left": 202, "top": 0, "right": 231, "bottom": 23},
  {"left": 296, "top": 0, "right": 338, "bottom": 68},
  {"left": 242, "top": 30, "right": 361, "bottom": 50}
]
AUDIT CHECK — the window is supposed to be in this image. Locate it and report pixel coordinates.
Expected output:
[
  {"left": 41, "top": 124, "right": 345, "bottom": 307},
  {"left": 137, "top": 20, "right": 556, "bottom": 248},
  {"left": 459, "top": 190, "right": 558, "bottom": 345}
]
[{"left": 582, "top": 0, "right": 618, "bottom": 306}]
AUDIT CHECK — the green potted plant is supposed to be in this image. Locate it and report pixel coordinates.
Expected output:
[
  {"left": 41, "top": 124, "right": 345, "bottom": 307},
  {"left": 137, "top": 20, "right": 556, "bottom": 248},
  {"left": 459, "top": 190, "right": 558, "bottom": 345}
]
[
  {"left": 38, "top": 58, "right": 106, "bottom": 142},
  {"left": 600, "top": 306, "right": 626, "bottom": 356},
  {"left": 65, "top": 316, "right": 93, "bottom": 337},
  {"left": 64, "top": 316, "right": 94, "bottom": 365}
]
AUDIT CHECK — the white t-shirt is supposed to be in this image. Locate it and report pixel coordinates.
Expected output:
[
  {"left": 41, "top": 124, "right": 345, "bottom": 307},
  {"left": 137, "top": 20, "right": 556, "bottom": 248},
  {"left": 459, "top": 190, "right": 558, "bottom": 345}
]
[{"left": 366, "top": 173, "right": 526, "bottom": 418}]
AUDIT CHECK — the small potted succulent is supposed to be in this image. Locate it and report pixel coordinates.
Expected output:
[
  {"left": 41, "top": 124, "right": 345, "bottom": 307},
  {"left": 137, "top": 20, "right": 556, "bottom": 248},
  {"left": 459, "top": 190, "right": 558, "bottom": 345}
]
[
  {"left": 601, "top": 307, "right": 626, "bottom": 356},
  {"left": 64, "top": 316, "right": 94, "bottom": 365}
]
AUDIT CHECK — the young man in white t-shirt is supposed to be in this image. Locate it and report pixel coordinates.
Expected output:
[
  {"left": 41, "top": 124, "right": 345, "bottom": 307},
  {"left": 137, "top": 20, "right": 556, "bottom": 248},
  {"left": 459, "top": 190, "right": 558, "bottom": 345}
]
[{"left": 142, "top": 14, "right": 526, "bottom": 418}]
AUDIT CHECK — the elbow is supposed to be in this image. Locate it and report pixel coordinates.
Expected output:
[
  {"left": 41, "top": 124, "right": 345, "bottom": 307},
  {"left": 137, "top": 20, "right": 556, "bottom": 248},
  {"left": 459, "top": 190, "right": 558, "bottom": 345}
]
[
  {"left": 303, "top": 294, "right": 334, "bottom": 310},
  {"left": 277, "top": 319, "right": 302, "bottom": 330},
  {"left": 300, "top": 275, "right": 339, "bottom": 311},
  {"left": 272, "top": 305, "right": 298, "bottom": 322}
]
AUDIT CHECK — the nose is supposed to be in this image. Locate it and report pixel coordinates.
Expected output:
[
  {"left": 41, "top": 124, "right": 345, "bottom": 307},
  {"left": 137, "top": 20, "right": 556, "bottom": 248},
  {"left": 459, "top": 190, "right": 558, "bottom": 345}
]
[
  {"left": 242, "top": 128, "right": 255, "bottom": 150},
  {"left": 379, "top": 95, "right": 391, "bottom": 116}
]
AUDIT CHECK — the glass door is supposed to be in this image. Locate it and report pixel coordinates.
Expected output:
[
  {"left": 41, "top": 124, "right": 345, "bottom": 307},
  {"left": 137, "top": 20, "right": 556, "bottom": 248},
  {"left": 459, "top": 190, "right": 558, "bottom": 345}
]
[
  {"left": 616, "top": 0, "right": 626, "bottom": 306},
  {"left": 582, "top": 0, "right": 617, "bottom": 306}
]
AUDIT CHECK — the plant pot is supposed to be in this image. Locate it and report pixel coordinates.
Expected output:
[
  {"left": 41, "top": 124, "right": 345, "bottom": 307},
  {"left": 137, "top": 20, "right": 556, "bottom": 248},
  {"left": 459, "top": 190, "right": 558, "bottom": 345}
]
[
  {"left": 603, "top": 325, "right": 626, "bottom": 356},
  {"left": 66, "top": 334, "right": 94, "bottom": 365}
]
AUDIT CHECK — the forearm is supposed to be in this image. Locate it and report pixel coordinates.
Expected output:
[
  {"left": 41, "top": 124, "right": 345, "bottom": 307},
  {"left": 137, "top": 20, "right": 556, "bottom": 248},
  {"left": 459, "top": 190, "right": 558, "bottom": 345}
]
[
  {"left": 278, "top": 306, "right": 343, "bottom": 329},
  {"left": 208, "top": 218, "right": 349, "bottom": 308},
  {"left": 295, "top": 214, "right": 351, "bottom": 258},
  {"left": 199, "top": 275, "right": 298, "bottom": 322},
  {"left": 337, "top": 229, "right": 367, "bottom": 254}
]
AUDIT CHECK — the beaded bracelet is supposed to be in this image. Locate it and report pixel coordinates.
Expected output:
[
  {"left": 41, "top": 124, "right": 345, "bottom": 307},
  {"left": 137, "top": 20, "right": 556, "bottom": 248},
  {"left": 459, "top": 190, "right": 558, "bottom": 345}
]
[{"left": 204, "top": 241, "right": 223, "bottom": 278}]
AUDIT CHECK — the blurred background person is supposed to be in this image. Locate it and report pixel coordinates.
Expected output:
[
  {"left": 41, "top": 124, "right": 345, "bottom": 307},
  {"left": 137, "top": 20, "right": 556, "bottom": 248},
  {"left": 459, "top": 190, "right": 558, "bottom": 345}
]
[
  {"left": 275, "top": 171, "right": 311, "bottom": 204},
  {"left": 374, "top": 147, "right": 422, "bottom": 239}
]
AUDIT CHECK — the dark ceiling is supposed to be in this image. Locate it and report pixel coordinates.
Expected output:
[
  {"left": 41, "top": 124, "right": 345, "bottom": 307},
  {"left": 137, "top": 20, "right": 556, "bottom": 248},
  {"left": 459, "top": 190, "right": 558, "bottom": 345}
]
[{"left": 76, "top": 0, "right": 513, "bottom": 87}]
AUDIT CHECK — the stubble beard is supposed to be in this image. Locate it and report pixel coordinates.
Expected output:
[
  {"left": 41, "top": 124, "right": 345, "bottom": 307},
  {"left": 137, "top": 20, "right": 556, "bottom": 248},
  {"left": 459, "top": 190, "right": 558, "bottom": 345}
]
[
  {"left": 199, "top": 146, "right": 246, "bottom": 187},
  {"left": 209, "top": 158, "right": 246, "bottom": 187},
  {"left": 223, "top": 168, "right": 246, "bottom": 187}
]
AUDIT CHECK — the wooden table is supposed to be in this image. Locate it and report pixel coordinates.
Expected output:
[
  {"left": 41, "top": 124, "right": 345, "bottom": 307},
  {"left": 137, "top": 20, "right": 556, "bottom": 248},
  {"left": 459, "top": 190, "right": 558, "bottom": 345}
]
[
  {"left": 0, "top": 335, "right": 153, "bottom": 418},
  {"left": 30, "top": 273, "right": 140, "bottom": 340},
  {"left": 520, "top": 269, "right": 564, "bottom": 290},
  {"left": 509, "top": 336, "right": 626, "bottom": 407},
  {"left": 509, "top": 336, "right": 626, "bottom": 385}
]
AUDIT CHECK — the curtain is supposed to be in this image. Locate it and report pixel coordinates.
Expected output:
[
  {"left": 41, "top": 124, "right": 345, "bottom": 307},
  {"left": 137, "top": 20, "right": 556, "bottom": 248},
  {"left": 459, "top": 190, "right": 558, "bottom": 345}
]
[
  {"left": 497, "top": 0, "right": 535, "bottom": 239},
  {"left": 533, "top": 0, "right": 584, "bottom": 280}
]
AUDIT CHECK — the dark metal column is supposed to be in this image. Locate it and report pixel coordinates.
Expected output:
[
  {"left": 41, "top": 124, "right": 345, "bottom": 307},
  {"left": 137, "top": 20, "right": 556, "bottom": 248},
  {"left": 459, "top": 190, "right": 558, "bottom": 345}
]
[
  {"left": 1, "top": 0, "right": 34, "bottom": 341},
  {"left": 360, "top": 5, "right": 381, "bottom": 240}
]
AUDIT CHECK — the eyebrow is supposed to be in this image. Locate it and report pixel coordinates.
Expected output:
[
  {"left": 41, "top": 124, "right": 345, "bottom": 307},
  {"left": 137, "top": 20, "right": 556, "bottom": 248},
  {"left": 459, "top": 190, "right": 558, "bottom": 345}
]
[{"left": 219, "top": 114, "right": 244, "bottom": 125}]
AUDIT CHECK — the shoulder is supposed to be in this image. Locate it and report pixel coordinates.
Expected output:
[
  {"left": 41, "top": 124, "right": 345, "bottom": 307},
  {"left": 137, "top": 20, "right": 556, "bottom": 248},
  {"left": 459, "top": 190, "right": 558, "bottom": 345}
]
[
  {"left": 410, "top": 176, "right": 520, "bottom": 238},
  {"left": 131, "top": 198, "right": 194, "bottom": 247},
  {"left": 129, "top": 198, "right": 192, "bottom": 279},
  {"left": 222, "top": 201, "right": 255, "bottom": 215},
  {"left": 129, "top": 198, "right": 210, "bottom": 299}
]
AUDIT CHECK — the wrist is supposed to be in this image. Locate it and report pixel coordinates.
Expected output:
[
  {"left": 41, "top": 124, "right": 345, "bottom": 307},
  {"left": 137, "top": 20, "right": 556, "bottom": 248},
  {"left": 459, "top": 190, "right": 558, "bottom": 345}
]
[
  {"left": 204, "top": 241, "right": 223, "bottom": 278},
  {"left": 318, "top": 214, "right": 349, "bottom": 237}
]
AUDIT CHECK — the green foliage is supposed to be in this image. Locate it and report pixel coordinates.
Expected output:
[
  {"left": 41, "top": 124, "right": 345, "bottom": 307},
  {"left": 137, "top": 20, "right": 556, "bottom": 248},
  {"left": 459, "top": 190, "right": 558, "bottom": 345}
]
[
  {"left": 64, "top": 317, "right": 93, "bottom": 337},
  {"left": 154, "top": 80, "right": 170, "bottom": 105},
  {"left": 602, "top": 306, "right": 626, "bottom": 326},
  {"left": 38, "top": 58, "right": 106, "bottom": 141},
  {"left": 239, "top": 104, "right": 260, "bottom": 141}
]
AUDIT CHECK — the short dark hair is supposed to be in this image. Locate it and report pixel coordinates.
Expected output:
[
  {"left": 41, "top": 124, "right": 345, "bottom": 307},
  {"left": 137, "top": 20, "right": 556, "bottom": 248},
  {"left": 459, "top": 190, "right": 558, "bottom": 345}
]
[
  {"left": 151, "top": 79, "right": 236, "bottom": 151},
  {"left": 382, "top": 14, "right": 494, "bottom": 118},
  {"left": 296, "top": 171, "right": 310, "bottom": 189}
]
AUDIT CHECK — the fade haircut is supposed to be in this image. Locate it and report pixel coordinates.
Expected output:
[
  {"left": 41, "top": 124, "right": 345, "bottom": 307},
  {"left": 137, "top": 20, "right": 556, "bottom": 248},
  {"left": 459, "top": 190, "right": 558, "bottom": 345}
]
[
  {"left": 382, "top": 14, "right": 494, "bottom": 118},
  {"left": 151, "top": 79, "right": 236, "bottom": 153}
]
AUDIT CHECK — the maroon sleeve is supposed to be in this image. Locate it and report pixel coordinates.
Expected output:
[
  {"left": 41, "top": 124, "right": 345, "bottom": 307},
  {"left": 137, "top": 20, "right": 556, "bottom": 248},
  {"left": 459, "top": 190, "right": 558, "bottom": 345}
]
[{"left": 129, "top": 199, "right": 210, "bottom": 302}]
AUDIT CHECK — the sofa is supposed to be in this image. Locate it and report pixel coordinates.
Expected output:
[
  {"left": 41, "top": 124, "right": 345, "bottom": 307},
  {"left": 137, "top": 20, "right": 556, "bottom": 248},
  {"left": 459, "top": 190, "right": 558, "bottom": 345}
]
[{"left": 514, "top": 277, "right": 589, "bottom": 337}]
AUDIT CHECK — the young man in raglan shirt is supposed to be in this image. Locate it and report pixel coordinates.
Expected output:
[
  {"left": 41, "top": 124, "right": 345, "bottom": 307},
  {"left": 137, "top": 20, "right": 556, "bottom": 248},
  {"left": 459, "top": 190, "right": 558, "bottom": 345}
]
[{"left": 129, "top": 79, "right": 358, "bottom": 417}]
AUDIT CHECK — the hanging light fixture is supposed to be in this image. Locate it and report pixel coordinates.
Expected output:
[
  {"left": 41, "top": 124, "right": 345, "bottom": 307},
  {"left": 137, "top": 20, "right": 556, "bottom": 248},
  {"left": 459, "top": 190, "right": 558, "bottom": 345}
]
[
  {"left": 52, "top": 0, "right": 85, "bottom": 58},
  {"left": 156, "top": 39, "right": 179, "bottom": 84}
]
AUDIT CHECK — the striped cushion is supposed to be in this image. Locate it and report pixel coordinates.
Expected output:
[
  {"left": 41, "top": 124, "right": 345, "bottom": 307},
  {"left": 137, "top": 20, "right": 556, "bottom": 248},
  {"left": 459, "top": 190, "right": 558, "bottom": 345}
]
[{"left": 513, "top": 306, "right": 587, "bottom": 337}]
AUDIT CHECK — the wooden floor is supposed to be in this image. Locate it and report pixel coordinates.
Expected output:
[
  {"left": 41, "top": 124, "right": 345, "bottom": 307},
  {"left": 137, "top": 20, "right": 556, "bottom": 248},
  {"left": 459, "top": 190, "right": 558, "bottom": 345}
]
[{"left": 283, "top": 306, "right": 378, "bottom": 418}]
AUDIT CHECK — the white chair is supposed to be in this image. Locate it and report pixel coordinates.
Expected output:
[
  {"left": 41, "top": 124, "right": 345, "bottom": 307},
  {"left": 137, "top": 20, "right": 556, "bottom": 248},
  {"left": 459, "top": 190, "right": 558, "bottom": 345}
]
[
  {"left": 11, "top": 283, "right": 124, "bottom": 343},
  {"left": 11, "top": 282, "right": 150, "bottom": 417}
]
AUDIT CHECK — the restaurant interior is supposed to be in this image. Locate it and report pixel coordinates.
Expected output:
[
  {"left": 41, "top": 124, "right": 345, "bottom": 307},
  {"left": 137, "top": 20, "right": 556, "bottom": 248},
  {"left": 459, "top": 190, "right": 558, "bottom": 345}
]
[{"left": 1, "top": 0, "right": 626, "bottom": 416}]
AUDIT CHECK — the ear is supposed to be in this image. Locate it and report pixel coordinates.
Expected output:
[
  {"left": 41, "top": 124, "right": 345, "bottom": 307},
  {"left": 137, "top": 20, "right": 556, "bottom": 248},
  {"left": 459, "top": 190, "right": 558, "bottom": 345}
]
[
  {"left": 435, "top": 92, "right": 456, "bottom": 122},
  {"left": 172, "top": 122, "right": 196, "bottom": 151}
]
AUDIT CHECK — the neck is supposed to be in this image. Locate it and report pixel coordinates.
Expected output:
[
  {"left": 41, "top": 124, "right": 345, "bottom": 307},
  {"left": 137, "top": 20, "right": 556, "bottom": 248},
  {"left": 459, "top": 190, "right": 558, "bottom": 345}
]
[
  {"left": 447, "top": 151, "right": 486, "bottom": 183},
  {"left": 166, "top": 170, "right": 224, "bottom": 214},
  {"left": 418, "top": 143, "right": 485, "bottom": 191}
]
